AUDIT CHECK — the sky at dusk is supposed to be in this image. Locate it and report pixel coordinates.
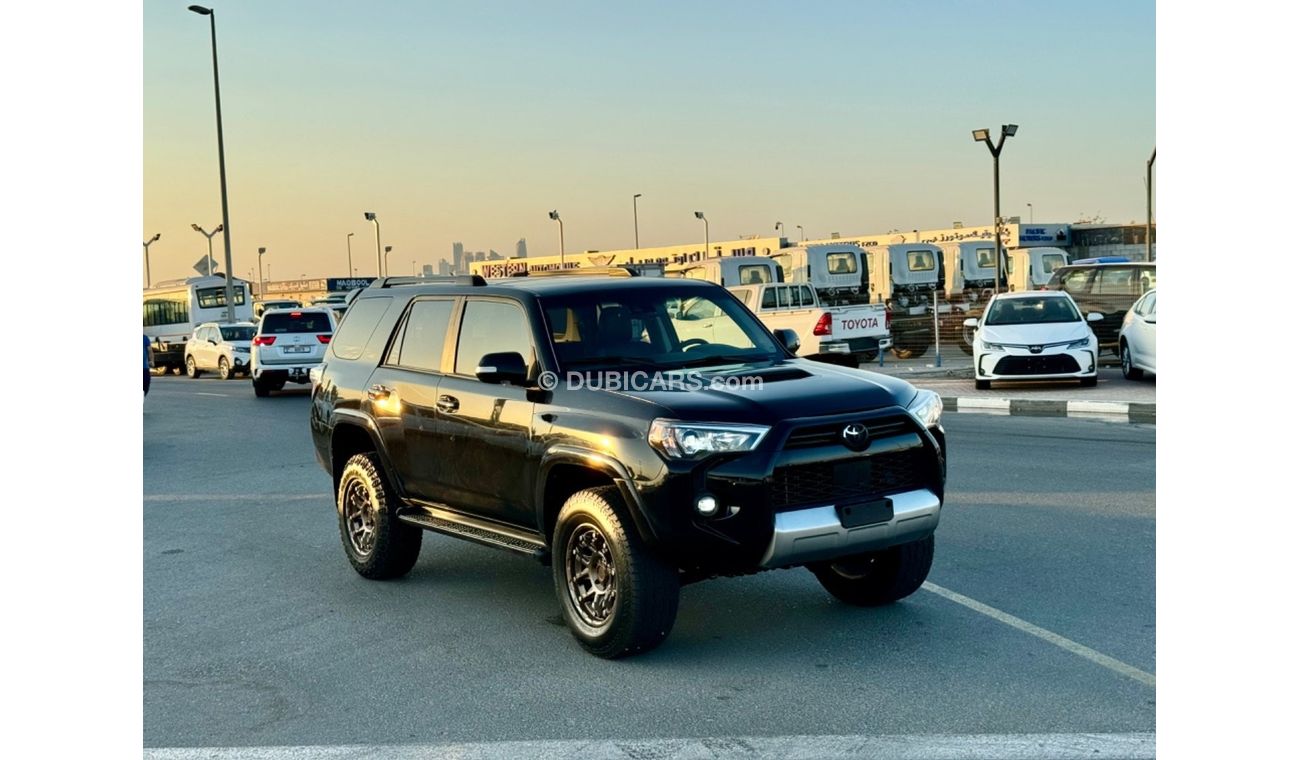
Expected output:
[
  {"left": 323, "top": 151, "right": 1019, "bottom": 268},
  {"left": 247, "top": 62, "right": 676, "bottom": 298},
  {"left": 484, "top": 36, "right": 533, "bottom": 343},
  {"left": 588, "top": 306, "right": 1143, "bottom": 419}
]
[{"left": 143, "top": 0, "right": 1154, "bottom": 283}]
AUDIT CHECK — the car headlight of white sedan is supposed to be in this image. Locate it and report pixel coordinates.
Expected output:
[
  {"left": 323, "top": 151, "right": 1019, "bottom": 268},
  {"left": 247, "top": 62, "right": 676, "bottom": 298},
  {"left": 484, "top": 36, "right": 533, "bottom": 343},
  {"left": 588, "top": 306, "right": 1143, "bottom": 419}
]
[{"left": 1065, "top": 338, "right": 1090, "bottom": 350}]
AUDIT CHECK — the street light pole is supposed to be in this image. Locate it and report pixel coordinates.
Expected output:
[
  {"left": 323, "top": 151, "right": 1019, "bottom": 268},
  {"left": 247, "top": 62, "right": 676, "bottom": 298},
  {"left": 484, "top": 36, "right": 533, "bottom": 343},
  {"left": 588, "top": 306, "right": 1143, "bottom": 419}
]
[
  {"left": 411, "top": 259, "right": 416, "bottom": 276},
  {"left": 346, "top": 232, "right": 354, "bottom": 276},
  {"left": 971, "top": 124, "right": 1018, "bottom": 294},
  {"left": 694, "top": 211, "right": 709, "bottom": 256},
  {"left": 1027, "top": 203, "right": 1033, "bottom": 223},
  {"left": 548, "top": 210, "right": 565, "bottom": 264},
  {"left": 364, "top": 212, "right": 382, "bottom": 276},
  {"left": 257, "top": 247, "right": 267, "bottom": 301},
  {"left": 188, "top": 5, "right": 236, "bottom": 323},
  {"left": 385, "top": 245, "right": 393, "bottom": 276},
  {"left": 633, "top": 194, "right": 642, "bottom": 249},
  {"left": 1146, "top": 147, "right": 1156, "bottom": 262},
  {"left": 796, "top": 225, "right": 804, "bottom": 242},
  {"left": 775, "top": 221, "right": 784, "bottom": 238},
  {"left": 143, "top": 233, "right": 160, "bottom": 287},
  {"left": 191, "top": 223, "right": 223, "bottom": 276}
]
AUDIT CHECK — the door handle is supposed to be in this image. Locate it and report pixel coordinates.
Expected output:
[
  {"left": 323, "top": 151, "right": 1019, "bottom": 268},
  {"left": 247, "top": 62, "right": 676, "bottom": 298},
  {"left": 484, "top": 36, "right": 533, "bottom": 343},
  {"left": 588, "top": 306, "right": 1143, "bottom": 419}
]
[
  {"left": 367, "top": 384, "right": 393, "bottom": 401},
  {"left": 437, "top": 395, "right": 459, "bottom": 413}
]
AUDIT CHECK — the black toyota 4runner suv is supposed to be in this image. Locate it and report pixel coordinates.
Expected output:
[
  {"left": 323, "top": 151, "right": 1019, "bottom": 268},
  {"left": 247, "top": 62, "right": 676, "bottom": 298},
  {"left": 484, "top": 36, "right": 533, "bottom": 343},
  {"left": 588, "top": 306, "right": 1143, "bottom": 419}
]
[{"left": 310, "top": 271, "right": 947, "bottom": 658}]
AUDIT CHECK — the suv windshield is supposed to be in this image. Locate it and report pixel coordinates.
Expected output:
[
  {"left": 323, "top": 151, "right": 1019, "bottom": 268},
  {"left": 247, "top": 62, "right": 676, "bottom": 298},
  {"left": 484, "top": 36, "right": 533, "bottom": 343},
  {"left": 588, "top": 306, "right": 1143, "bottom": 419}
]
[
  {"left": 220, "top": 326, "right": 255, "bottom": 341},
  {"left": 541, "top": 286, "right": 782, "bottom": 371},
  {"left": 261, "top": 311, "right": 332, "bottom": 334},
  {"left": 986, "top": 296, "right": 1081, "bottom": 325}
]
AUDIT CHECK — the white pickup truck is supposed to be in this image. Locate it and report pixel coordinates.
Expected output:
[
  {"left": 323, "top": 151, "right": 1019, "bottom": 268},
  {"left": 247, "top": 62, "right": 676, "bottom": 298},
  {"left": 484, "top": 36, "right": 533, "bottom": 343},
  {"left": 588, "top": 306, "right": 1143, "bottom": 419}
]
[{"left": 722, "top": 282, "right": 892, "bottom": 363}]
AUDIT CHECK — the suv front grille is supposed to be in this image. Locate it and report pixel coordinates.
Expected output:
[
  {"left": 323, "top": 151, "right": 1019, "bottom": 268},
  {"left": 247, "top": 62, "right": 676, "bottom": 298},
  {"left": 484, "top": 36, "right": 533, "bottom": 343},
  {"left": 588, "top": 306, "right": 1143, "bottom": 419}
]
[
  {"left": 769, "top": 447, "right": 930, "bottom": 511},
  {"left": 992, "top": 354, "right": 1081, "bottom": 376},
  {"left": 783, "top": 415, "right": 912, "bottom": 449}
]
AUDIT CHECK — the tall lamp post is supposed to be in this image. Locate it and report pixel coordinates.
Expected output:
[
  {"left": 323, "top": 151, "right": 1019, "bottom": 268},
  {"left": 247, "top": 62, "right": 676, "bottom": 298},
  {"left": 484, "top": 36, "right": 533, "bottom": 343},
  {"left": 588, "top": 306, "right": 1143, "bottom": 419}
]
[
  {"left": 548, "top": 210, "right": 565, "bottom": 264},
  {"left": 191, "top": 223, "right": 223, "bottom": 275},
  {"left": 411, "top": 259, "right": 416, "bottom": 276},
  {"left": 364, "top": 212, "right": 382, "bottom": 276},
  {"left": 385, "top": 245, "right": 393, "bottom": 275},
  {"left": 971, "top": 124, "right": 1018, "bottom": 293},
  {"left": 1149, "top": 146, "right": 1159, "bottom": 262},
  {"left": 188, "top": 5, "right": 236, "bottom": 323},
  {"left": 1026, "top": 203, "right": 1034, "bottom": 223},
  {"left": 796, "top": 225, "right": 804, "bottom": 242},
  {"left": 632, "top": 194, "right": 642, "bottom": 249},
  {"left": 775, "top": 221, "right": 784, "bottom": 238},
  {"left": 346, "top": 232, "right": 355, "bottom": 276},
  {"left": 694, "top": 211, "right": 709, "bottom": 256},
  {"left": 257, "top": 247, "right": 267, "bottom": 300},
  {"left": 143, "top": 233, "right": 161, "bottom": 287}
]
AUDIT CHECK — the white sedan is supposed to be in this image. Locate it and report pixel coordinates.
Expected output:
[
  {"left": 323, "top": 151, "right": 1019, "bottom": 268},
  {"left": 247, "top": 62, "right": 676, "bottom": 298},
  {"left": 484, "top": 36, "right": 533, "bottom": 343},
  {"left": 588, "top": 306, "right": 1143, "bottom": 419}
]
[
  {"left": 965, "top": 291, "right": 1104, "bottom": 390},
  {"left": 1118, "top": 288, "right": 1156, "bottom": 379}
]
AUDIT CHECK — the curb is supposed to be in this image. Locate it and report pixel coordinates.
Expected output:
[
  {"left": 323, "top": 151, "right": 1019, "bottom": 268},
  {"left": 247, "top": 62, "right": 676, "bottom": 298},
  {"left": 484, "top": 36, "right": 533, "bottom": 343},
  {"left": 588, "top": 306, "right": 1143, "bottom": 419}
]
[{"left": 938, "top": 396, "right": 1155, "bottom": 423}]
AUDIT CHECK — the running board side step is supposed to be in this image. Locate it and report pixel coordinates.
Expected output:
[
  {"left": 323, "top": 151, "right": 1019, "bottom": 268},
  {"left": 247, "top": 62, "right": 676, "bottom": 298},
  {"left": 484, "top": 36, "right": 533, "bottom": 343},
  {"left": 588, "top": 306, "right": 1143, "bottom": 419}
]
[{"left": 397, "top": 504, "right": 549, "bottom": 563}]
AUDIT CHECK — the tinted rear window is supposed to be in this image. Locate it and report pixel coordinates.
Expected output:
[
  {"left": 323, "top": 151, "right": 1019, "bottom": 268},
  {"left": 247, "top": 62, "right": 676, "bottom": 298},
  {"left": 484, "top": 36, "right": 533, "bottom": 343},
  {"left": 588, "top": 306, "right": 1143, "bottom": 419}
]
[
  {"left": 331, "top": 297, "right": 392, "bottom": 361},
  {"left": 219, "top": 326, "right": 254, "bottom": 341},
  {"left": 261, "top": 311, "right": 332, "bottom": 334}
]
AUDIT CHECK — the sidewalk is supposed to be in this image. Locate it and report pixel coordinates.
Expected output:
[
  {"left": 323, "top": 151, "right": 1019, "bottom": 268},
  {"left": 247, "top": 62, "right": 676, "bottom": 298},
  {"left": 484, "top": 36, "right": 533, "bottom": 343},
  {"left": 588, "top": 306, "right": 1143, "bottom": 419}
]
[{"left": 857, "top": 345, "right": 1155, "bottom": 422}]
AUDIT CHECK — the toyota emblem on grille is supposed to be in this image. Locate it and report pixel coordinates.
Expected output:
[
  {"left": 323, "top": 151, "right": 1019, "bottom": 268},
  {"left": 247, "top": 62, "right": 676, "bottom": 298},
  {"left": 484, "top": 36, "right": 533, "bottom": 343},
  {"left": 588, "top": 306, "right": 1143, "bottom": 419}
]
[
  {"left": 1029, "top": 345, "right": 1044, "bottom": 354},
  {"left": 841, "top": 423, "right": 870, "bottom": 451}
]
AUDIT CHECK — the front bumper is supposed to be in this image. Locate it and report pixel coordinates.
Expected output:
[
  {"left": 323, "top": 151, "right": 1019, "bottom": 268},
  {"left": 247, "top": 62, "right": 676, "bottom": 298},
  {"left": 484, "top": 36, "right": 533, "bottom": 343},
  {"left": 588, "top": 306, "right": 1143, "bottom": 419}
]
[
  {"left": 976, "top": 346, "right": 1096, "bottom": 380},
  {"left": 760, "top": 488, "right": 941, "bottom": 568},
  {"left": 252, "top": 363, "right": 318, "bottom": 383}
]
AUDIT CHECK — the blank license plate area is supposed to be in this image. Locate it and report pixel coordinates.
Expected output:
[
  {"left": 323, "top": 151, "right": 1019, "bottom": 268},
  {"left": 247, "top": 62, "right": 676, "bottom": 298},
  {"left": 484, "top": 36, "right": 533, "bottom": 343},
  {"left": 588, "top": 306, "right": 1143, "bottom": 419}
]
[
  {"left": 283, "top": 345, "right": 311, "bottom": 353},
  {"left": 833, "top": 459, "right": 893, "bottom": 527}
]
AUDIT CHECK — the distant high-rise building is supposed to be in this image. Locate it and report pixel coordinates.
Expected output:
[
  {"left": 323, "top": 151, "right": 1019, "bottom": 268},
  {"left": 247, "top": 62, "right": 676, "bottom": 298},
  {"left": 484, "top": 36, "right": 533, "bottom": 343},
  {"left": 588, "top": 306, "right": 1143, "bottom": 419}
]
[
  {"left": 438, "top": 260, "right": 452, "bottom": 276},
  {"left": 488, "top": 249, "right": 502, "bottom": 260},
  {"left": 516, "top": 238, "right": 528, "bottom": 258},
  {"left": 421, "top": 264, "right": 434, "bottom": 277},
  {"left": 474, "top": 251, "right": 486, "bottom": 262},
  {"left": 452, "top": 242, "right": 464, "bottom": 273}
]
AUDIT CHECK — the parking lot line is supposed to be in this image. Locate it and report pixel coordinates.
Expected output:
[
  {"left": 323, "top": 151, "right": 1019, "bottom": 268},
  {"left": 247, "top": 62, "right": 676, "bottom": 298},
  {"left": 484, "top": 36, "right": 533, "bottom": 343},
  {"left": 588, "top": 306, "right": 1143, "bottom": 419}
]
[
  {"left": 142, "top": 732, "right": 1157, "bottom": 759},
  {"left": 193, "top": 391, "right": 230, "bottom": 397},
  {"left": 143, "top": 493, "right": 328, "bottom": 503},
  {"left": 922, "top": 582, "right": 1156, "bottom": 688}
]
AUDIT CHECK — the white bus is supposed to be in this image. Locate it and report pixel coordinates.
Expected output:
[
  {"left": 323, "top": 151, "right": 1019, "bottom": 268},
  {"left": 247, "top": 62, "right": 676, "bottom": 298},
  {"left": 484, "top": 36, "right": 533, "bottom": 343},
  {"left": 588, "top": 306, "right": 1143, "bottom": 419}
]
[{"left": 144, "top": 276, "right": 254, "bottom": 374}]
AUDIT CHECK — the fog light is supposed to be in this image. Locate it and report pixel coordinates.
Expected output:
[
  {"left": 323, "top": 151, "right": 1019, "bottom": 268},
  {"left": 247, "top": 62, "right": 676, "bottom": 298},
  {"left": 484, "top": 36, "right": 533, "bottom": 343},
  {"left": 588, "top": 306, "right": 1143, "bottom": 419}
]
[{"left": 696, "top": 495, "right": 719, "bottom": 517}]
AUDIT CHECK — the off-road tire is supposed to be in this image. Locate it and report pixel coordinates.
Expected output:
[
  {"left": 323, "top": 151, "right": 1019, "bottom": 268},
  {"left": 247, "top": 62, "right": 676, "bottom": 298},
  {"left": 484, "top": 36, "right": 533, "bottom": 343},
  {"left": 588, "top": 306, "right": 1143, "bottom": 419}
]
[
  {"left": 186, "top": 355, "right": 201, "bottom": 378},
  {"left": 810, "top": 534, "right": 934, "bottom": 607},
  {"left": 337, "top": 452, "right": 421, "bottom": 580},
  {"left": 1081, "top": 375, "right": 1098, "bottom": 388},
  {"left": 975, "top": 379, "right": 991, "bottom": 390},
  {"left": 252, "top": 376, "right": 271, "bottom": 397},
  {"left": 218, "top": 357, "right": 232, "bottom": 380},
  {"left": 1120, "top": 342, "right": 1143, "bottom": 380},
  {"left": 891, "top": 345, "right": 920, "bottom": 360},
  {"left": 552, "top": 486, "right": 680, "bottom": 659}
]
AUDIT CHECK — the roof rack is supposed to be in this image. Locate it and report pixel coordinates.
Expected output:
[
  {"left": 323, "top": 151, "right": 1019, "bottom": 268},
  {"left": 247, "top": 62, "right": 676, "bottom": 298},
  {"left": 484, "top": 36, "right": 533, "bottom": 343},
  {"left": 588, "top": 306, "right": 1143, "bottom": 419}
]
[
  {"left": 515, "top": 266, "right": 640, "bottom": 278},
  {"left": 367, "top": 275, "right": 486, "bottom": 288}
]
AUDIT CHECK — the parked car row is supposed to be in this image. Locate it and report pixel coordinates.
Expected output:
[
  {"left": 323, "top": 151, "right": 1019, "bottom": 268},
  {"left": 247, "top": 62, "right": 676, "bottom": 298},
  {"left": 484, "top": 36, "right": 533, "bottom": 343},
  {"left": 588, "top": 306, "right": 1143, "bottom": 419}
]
[
  {"left": 965, "top": 287, "right": 1156, "bottom": 389},
  {"left": 179, "top": 307, "right": 338, "bottom": 397}
]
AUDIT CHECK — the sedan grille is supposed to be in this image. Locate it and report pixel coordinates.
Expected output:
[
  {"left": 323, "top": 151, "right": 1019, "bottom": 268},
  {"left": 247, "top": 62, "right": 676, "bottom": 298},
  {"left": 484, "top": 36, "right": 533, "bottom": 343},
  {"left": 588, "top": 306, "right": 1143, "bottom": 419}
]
[{"left": 992, "top": 355, "right": 1081, "bottom": 376}]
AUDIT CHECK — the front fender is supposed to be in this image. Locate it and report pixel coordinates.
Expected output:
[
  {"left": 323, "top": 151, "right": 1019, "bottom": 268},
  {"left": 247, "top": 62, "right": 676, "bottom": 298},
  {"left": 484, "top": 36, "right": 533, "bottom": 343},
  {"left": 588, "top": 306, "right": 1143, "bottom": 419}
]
[{"left": 535, "top": 445, "right": 658, "bottom": 544}]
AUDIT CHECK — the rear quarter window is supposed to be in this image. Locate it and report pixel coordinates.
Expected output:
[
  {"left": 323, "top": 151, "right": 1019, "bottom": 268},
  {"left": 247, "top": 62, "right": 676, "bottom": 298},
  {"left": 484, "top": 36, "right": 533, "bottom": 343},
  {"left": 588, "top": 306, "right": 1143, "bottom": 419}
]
[{"left": 330, "top": 297, "right": 393, "bottom": 361}]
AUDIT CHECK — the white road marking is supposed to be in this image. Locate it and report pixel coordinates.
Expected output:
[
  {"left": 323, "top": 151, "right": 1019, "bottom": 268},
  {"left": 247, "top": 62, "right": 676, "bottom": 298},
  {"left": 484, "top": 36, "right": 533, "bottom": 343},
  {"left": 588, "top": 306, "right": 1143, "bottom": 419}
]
[
  {"left": 144, "top": 493, "right": 328, "bottom": 503},
  {"left": 922, "top": 582, "right": 1156, "bottom": 688},
  {"left": 193, "top": 391, "right": 230, "bottom": 397},
  {"left": 955, "top": 397, "right": 1011, "bottom": 410},
  {"left": 1066, "top": 400, "right": 1131, "bottom": 415},
  {"left": 142, "top": 732, "right": 1156, "bottom": 759}
]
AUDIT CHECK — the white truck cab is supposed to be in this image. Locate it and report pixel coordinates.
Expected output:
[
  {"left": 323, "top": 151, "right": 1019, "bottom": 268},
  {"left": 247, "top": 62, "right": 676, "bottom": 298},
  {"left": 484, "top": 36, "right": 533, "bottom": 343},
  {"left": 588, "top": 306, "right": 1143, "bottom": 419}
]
[
  {"left": 727, "top": 282, "right": 891, "bottom": 363},
  {"left": 1006, "top": 247, "right": 1071, "bottom": 292},
  {"left": 667, "top": 256, "right": 781, "bottom": 288}
]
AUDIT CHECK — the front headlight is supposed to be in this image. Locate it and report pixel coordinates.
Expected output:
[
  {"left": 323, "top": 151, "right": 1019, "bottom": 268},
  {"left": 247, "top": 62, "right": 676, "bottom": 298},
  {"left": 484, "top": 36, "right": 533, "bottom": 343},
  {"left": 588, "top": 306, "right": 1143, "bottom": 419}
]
[
  {"left": 648, "top": 419, "right": 770, "bottom": 460},
  {"left": 908, "top": 389, "right": 944, "bottom": 429},
  {"left": 982, "top": 341, "right": 1007, "bottom": 352},
  {"left": 1066, "top": 338, "right": 1090, "bottom": 350}
]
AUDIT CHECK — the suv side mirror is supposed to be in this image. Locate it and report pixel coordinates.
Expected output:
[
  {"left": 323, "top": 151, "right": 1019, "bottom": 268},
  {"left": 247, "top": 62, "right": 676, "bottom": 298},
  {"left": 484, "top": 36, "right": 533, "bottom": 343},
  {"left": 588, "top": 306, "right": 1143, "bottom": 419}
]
[
  {"left": 476, "top": 352, "right": 528, "bottom": 385},
  {"left": 1086, "top": 312, "right": 1104, "bottom": 323},
  {"left": 963, "top": 317, "right": 978, "bottom": 328},
  {"left": 773, "top": 328, "right": 801, "bottom": 354}
]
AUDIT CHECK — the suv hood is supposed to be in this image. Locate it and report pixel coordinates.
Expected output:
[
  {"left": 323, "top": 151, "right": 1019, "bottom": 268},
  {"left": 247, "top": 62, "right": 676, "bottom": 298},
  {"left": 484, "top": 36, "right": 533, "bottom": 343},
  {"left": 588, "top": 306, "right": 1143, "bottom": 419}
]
[
  {"left": 982, "top": 322, "right": 1090, "bottom": 346},
  {"left": 603, "top": 359, "right": 916, "bottom": 423}
]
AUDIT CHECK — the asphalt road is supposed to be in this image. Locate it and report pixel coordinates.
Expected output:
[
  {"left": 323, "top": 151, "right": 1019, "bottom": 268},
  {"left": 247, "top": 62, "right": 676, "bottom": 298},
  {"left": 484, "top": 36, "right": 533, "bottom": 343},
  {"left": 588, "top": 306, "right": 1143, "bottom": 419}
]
[{"left": 143, "top": 374, "right": 1155, "bottom": 753}]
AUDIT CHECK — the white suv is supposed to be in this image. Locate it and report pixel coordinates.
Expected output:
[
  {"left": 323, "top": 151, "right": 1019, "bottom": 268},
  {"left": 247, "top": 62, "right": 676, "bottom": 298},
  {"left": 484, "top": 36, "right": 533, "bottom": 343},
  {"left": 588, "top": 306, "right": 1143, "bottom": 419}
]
[
  {"left": 185, "top": 322, "right": 255, "bottom": 380},
  {"left": 250, "top": 308, "right": 336, "bottom": 397}
]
